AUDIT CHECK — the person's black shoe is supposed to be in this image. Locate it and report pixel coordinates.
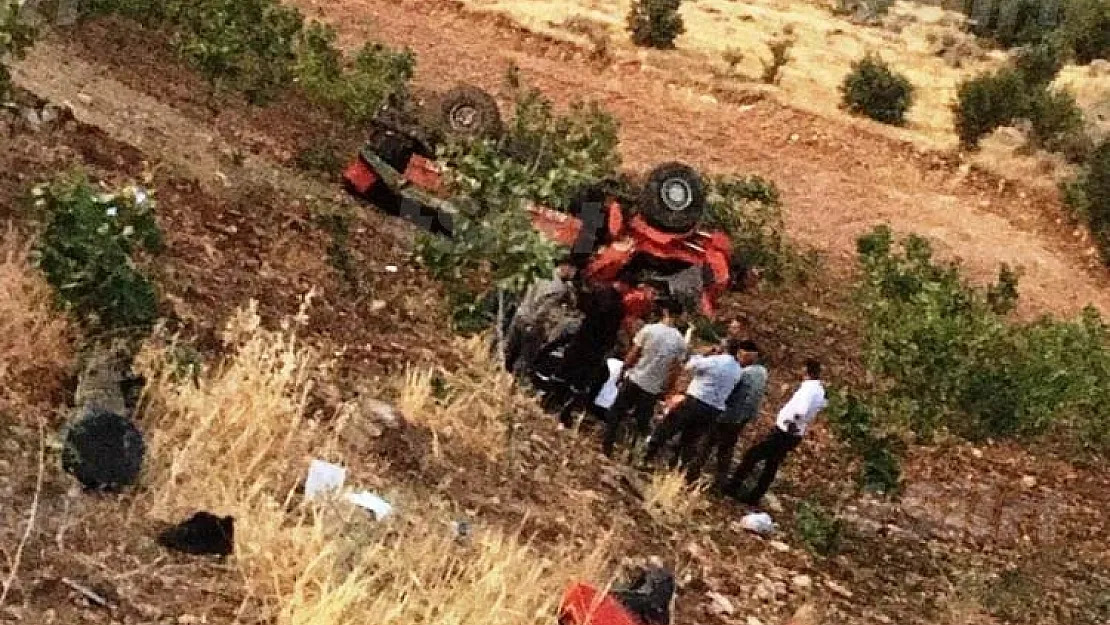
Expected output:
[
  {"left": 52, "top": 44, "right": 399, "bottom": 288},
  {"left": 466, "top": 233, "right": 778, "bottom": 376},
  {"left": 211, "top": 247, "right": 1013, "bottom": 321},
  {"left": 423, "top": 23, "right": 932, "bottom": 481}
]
[{"left": 157, "top": 512, "right": 234, "bottom": 556}]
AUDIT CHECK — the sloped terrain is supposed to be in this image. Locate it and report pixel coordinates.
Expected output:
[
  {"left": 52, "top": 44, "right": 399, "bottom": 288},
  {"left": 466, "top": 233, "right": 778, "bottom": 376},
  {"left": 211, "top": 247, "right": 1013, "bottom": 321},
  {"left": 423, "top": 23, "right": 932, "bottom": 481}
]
[{"left": 0, "top": 5, "right": 1107, "bottom": 625}]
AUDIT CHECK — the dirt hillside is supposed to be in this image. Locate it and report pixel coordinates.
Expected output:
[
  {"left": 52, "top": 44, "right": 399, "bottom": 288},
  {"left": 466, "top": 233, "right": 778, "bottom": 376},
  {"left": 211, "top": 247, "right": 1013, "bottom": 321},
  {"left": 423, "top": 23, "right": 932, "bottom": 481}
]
[{"left": 293, "top": 0, "right": 1110, "bottom": 320}]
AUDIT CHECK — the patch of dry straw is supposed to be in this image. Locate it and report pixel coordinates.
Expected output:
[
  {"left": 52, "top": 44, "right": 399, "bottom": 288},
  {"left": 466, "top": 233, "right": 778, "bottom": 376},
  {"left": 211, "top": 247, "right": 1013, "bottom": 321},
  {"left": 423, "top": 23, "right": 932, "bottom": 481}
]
[
  {"left": 643, "top": 470, "right": 708, "bottom": 523},
  {"left": 136, "top": 300, "right": 610, "bottom": 625},
  {"left": 0, "top": 226, "right": 73, "bottom": 411},
  {"left": 395, "top": 335, "right": 530, "bottom": 460}
]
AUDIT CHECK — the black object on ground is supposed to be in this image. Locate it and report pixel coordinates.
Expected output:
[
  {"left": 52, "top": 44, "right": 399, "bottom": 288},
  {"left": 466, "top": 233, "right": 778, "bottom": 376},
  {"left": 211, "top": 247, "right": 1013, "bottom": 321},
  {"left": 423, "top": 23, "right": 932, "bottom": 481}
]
[
  {"left": 157, "top": 512, "right": 235, "bottom": 556},
  {"left": 62, "top": 408, "right": 145, "bottom": 491},
  {"left": 611, "top": 564, "right": 676, "bottom": 625}
]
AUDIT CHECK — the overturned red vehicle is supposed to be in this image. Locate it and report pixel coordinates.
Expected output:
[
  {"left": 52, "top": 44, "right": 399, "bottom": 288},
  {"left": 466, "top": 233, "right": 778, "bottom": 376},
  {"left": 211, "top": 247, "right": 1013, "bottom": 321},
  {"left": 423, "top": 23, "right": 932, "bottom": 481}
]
[{"left": 342, "top": 84, "right": 736, "bottom": 320}]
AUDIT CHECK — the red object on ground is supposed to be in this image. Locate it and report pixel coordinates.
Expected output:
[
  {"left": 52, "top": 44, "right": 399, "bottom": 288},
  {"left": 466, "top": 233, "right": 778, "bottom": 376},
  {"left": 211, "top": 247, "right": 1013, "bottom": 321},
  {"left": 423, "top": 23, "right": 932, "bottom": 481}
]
[
  {"left": 343, "top": 159, "right": 378, "bottom": 194},
  {"left": 559, "top": 582, "right": 645, "bottom": 625}
]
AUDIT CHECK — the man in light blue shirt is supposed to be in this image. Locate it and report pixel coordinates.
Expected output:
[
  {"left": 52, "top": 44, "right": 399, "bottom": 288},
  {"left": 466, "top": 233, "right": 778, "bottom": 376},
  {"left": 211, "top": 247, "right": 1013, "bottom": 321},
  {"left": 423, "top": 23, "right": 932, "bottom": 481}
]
[{"left": 645, "top": 339, "right": 742, "bottom": 482}]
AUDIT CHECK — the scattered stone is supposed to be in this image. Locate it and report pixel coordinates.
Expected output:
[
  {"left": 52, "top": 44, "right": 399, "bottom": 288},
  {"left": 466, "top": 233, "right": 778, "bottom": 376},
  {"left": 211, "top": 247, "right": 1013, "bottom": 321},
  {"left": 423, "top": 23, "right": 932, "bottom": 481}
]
[
  {"left": 359, "top": 396, "right": 403, "bottom": 429},
  {"left": 746, "top": 617, "right": 764, "bottom": 625},
  {"left": 706, "top": 591, "right": 735, "bottom": 615},
  {"left": 825, "top": 579, "right": 854, "bottom": 599},
  {"left": 1021, "top": 475, "right": 1037, "bottom": 489},
  {"left": 370, "top": 299, "right": 387, "bottom": 312},
  {"left": 21, "top": 107, "right": 42, "bottom": 132},
  {"left": 768, "top": 540, "right": 790, "bottom": 553},
  {"left": 755, "top": 581, "right": 775, "bottom": 601},
  {"left": 763, "top": 493, "right": 784, "bottom": 513},
  {"left": 76, "top": 92, "right": 93, "bottom": 105},
  {"left": 792, "top": 574, "right": 813, "bottom": 591}
]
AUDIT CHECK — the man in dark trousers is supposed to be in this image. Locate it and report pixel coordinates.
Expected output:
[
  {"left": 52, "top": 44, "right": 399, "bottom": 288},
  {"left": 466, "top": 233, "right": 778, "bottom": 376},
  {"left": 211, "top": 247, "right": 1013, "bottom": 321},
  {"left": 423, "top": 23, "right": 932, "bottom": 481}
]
[
  {"left": 705, "top": 340, "right": 768, "bottom": 488},
  {"left": 602, "top": 301, "right": 688, "bottom": 456},
  {"left": 552, "top": 281, "right": 625, "bottom": 429},
  {"left": 504, "top": 257, "right": 577, "bottom": 377},
  {"left": 725, "top": 358, "right": 826, "bottom": 505},
  {"left": 644, "top": 339, "right": 743, "bottom": 482}
]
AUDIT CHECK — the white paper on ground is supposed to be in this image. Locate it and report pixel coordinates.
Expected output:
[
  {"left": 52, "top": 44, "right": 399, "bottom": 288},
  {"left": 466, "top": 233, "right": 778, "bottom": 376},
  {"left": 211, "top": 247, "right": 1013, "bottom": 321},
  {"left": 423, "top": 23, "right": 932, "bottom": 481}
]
[
  {"left": 345, "top": 491, "right": 394, "bottom": 520},
  {"left": 739, "top": 512, "right": 776, "bottom": 535},
  {"left": 305, "top": 459, "right": 346, "bottom": 499}
]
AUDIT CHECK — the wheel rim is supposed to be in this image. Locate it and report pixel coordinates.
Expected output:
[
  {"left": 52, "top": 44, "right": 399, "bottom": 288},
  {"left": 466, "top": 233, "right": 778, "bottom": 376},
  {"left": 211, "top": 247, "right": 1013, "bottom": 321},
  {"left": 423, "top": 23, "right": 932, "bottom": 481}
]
[
  {"left": 449, "top": 104, "right": 480, "bottom": 132},
  {"left": 660, "top": 178, "right": 693, "bottom": 212}
]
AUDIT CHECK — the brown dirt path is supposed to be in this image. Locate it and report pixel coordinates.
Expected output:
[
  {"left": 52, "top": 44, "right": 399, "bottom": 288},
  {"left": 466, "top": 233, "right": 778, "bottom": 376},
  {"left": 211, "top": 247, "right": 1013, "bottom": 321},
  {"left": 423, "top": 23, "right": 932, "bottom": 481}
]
[{"left": 296, "top": 0, "right": 1109, "bottom": 319}]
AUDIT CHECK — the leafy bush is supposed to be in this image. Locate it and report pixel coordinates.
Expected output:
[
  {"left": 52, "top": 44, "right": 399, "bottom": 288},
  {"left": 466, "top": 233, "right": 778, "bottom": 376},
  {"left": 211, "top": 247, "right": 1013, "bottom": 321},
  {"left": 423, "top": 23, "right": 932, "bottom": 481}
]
[
  {"left": 1025, "top": 87, "right": 1087, "bottom": 156},
  {"left": 1013, "top": 39, "right": 1068, "bottom": 86},
  {"left": 1059, "top": 0, "right": 1110, "bottom": 63},
  {"left": 840, "top": 54, "right": 915, "bottom": 125},
  {"left": 794, "top": 499, "right": 844, "bottom": 557},
  {"left": 627, "top": 0, "right": 685, "bottom": 49},
  {"left": 1, "top": 0, "right": 36, "bottom": 100},
  {"left": 854, "top": 225, "right": 1110, "bottom": 449},
  {"left": 84, "top": 0, "right": 412, "bottom": 110},
  {"left": 962, "top": 0, "right": 1108, "bottom": 61},
  {"left": 953, "top": 67, "right": 1029, "bottom": 147},
  {"left": 703, "top": 175, "right": 811, "bottom": 284},
  {"left": 30, "top": 172, "right": 163, "bottom": 332},
  {"left": 826, "top": 392, "right": 904, "bottom": 494},
  {"left": 1079, "top": 140, "right": 1110, "bottom": 262},
  {"left": 295, "top": 22, "right": 414, "bottom": 124}
]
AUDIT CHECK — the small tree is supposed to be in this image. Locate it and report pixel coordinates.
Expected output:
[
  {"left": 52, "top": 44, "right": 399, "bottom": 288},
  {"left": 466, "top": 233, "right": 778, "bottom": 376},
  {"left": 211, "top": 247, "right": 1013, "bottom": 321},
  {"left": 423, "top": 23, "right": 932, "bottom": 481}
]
[
  {"left": 1084, "top": 141, "right": 1110, "bottom": 263},
  {"left": 627, "top": 0, "right": 685, "bottom": 49},
  {"left": 953, "top": 67, "right": 1029, "bottom": 147},
  {"left": 840, "top": 54, "right": 915, "bottom": 125},
  {"left": 1013, "top": 39, "right": 1068, "bottom": 86}
]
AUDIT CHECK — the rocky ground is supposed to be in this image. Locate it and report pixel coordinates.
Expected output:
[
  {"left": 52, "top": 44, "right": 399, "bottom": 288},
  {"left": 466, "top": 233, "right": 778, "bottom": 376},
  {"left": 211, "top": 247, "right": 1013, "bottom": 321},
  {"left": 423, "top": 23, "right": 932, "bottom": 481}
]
[{"left": 0, "top": 4, "right": 1107, "bottom": 625}]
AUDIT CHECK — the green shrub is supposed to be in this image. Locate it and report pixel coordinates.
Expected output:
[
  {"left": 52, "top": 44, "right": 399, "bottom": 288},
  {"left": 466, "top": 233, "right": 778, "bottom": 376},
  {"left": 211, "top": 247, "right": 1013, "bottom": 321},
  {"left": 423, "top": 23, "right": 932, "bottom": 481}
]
[
  {"left": 1025, "top": 87, "right": 1087, "bottom": 157},
  {"left": 30, "top": 172, "right": 163, "bottom": 332},
  {"left": 794, "top": 499, "right": 844, "bottom": 557},
  {"left": 703, "top": 175, "right": 812, "bottom": 284},
  {"left": 1083, "top": 140, "right": 1110, "bottom": 262},
  {"left": 840, "top": 54, "right": 915, "bottom": 125},
  {"left": 854, "top": 225, "right": 1110, "bottom": 449},
  {"left": 1, "top": 0, "right": 36, "bottom": 100},
  {"left": 1013, "top": 39, "right": 1068, "bottom": 86},
  {"left": 1059, "top": 0, "right": 1110, "bottom": 63},
  {"left": 296, "top": 23, "right": 414, "bottom": 124},
  {"left": 826, "top": 392, "right": 904, "bottom": 494},
  {"left": 953, "top": 67, "right": 1029, "bottom": 147},
  {"left": 627, "top": 0, "right": 685, "bottom": 49}
]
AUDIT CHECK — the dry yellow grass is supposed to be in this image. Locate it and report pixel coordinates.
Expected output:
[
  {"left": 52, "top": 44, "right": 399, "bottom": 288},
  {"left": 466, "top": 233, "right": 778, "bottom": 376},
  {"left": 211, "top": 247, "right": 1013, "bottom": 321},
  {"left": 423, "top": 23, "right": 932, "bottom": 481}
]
[
  {"left": 0, "top": 226, "right": 73, "bottom": 411},
  {"left": 393, "top": 335, "right": 526, "bottom": 460},
  {"left": 642, "top": 469, "right": 707, "bottom": 523},
  {"left": 135, "top": 301, "right": 611, "bottom": 625},
  {"left": 463, "top": 0, "right": 1110, "bottom": 158}
]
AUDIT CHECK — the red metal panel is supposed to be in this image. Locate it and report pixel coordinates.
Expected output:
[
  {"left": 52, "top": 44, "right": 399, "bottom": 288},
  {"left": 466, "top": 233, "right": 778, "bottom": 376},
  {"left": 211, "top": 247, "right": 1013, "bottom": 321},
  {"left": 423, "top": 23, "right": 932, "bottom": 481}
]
[
  {"left": 404, "top": 155, "right": 444, "bottom": 194},
  {"left": 343, "top": 158, "right": 378, "bottom": 194},
  {"left": 559, "top": 583, "right": 644, "bottom": 625}
]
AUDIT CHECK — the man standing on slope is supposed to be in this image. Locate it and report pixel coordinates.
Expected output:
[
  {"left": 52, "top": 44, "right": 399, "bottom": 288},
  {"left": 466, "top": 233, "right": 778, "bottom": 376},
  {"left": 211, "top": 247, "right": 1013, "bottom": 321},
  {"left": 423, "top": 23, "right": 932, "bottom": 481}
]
[
  {"left": 725, "top": 358, "right": 826, "bottom": 505},
  {"left": 706, "top": 340, "right": 768, "bottom": 488},
  {"left": 602, "top": 301, "right": 688, "bottom": 457},
  {"left": 644, "top": 339, "right": 743, "bottom": 483}
]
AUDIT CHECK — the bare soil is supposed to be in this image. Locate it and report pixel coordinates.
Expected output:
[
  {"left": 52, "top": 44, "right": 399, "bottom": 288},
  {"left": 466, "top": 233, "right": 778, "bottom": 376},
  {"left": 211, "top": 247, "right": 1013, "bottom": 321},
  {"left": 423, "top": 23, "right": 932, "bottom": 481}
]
[{"left": 0, "top": 5, "right": 1107, "bottom": 625}]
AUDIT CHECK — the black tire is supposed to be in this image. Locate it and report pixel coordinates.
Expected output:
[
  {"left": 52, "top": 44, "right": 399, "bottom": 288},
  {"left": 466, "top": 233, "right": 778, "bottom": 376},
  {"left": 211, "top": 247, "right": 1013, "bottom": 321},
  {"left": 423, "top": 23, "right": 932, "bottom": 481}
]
[
  {"left": 439, "top": 85, "right": 503, "bottom": 140},
  {"left": 62, "top": 409, "right": 146, "bottom": 491},
  {"left": 368, "top": 129, "right": 419, "bottom": 172},
  {"left": 639, "top": 162, "right": 706, "bottom": 233}
]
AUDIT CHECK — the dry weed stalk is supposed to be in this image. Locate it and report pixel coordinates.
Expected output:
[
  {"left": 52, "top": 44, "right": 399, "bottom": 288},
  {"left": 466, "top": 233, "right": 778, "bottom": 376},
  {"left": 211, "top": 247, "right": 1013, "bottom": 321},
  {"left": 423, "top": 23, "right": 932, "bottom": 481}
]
[
  {"left": 137, "top": 303, "right": 610, "bottom": 625},
  {"left": 0, "top": 226, "right": 73, "bottom": 409},
  {"left": 394, "top": 335, "right": 519, "bottom": 460},
  {"left": 643, "top": 470, "right": 707, "bottom": 522}
]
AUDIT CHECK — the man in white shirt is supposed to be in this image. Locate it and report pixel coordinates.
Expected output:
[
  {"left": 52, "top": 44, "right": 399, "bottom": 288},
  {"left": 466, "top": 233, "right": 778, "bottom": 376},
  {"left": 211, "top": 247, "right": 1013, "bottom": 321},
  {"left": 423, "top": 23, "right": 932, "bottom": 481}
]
[
  {"left": 644, "top": 339, "right": 743, "bottom": 482},
  {"left": 725, "top": 359, "right": 827, "bottom": 505}
]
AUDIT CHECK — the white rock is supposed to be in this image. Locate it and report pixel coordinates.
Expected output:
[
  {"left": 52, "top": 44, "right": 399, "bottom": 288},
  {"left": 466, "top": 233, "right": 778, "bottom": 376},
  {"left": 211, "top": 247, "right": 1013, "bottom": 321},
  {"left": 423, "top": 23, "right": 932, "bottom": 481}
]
[
  {"left": 792, "top": 574, "right": 814, "bottom": 590},
  {"left": 706, "top": 592, "right": 735, "bottom": 616},
  {"left": 1020, "top": 475, "right": 1037, "bottom": 489},
  {"left": 825, "top": 580, "right": 854, "bottom": 598},
  {"left": 746, "top": 617, "right": 764, "bottom": 625},
  {"left": 768, "top": 540, "right": 790, "bottom": 553},
  {"left": 763, "top": 493, "right": 784, "bottom": 513}
]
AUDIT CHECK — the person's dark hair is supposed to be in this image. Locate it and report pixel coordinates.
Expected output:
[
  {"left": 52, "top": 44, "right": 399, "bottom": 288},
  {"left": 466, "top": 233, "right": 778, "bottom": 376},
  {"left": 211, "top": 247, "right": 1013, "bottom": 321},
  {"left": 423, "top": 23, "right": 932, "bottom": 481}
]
[
  {"left": 724, "top": 339, "right": 743, "bottom": 356},
  {"left": 805, "top": 358, "right": 822, "bottom": 379},
  {"left": 659, "top": 299, "right": 684, "bottom": 318},
  {"left": 738, "top": 339, "right": 759, "bottom": 354}
]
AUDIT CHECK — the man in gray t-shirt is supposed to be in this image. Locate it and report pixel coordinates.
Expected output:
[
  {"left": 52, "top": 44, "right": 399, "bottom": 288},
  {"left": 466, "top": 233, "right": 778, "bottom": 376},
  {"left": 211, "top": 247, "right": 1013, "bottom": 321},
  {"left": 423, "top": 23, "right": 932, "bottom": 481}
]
[
  {"left": 708, "top": 341, "right": 768, "bottom": 486},
  {"left": 602, "top": 302, "right": 687, "bottom": 457}
]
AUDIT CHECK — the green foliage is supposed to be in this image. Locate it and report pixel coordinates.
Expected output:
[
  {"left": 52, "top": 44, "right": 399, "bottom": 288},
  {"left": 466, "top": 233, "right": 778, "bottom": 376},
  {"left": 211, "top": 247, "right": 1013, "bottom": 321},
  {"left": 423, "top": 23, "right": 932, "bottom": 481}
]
[
  {"left": 855, "top": 225, "right": 1110, "bottom": 450},
  {"left": 1080, "top": 140, "right": 1110, "bottom": 262},
  {"left": 1059, "top": 0, "right": 1110, "bottom": 63},
  {"left": 826, "top": 392, "right": 904, "bottom": 494},
  {"left": 1025, "top": 87, "right": 1087, "bottom": 156},
  {"left": 295, "top": 22, "right": 415, "bottom": 124},
  {"left": 626, "top": 0, "right": 685, "bottom": 49},
  {"left": 313, "top": 205, "right": 360, "bottom": 293},
  {"left": 761, "top": 36, "right": 794, "bottom": 84},
  {"left": 30, "top": 172, "right": 163, "bottom": 332},
  {"left": 794, "top": 499, "right": 844, "bottom": 557},
  {"left": 840, "top": 54, "right": 915, "bottom": 125},
  {"left": 83, "top": 0, "right": 412, "bottom": 110},
  {"left": 953, "top": 67, "right": 1029, "bottom": 147},
  {"left": 704, "top": 175, "right": 810, "bottom": 284},
  {"left": 1013, "top": 39, "right": 1068, "bottom": 86},
  {"left": 1, "top": 0, "right": 36, "bottom": 100}
]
